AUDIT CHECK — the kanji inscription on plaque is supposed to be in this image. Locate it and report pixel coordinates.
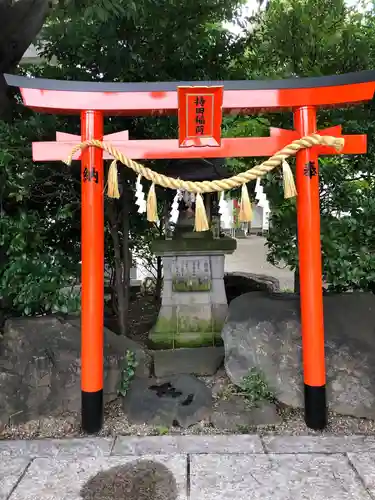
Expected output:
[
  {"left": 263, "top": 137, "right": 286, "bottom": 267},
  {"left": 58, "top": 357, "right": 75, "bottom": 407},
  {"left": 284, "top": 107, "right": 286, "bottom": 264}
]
[{"left": 172, "top": 256, "right": 211, "bottom": 292}]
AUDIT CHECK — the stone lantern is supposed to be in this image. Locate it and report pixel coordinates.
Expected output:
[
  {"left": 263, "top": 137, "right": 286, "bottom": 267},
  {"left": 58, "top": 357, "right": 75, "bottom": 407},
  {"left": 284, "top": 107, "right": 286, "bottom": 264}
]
[{"left": 149, "top": 158, "right": 237, "bottom": 350}]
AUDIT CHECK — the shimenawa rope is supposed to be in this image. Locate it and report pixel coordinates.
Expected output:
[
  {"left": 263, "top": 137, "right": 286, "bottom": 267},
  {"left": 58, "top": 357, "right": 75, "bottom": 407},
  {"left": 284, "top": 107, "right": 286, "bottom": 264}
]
[{"left": 64, "top": 134, "right": 344, "bottom": 231}]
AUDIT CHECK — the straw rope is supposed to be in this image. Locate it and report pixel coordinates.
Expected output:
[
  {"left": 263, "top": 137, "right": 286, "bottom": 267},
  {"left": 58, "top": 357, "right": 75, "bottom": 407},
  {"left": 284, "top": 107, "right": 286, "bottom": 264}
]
[{"left": 64, "top": 134, "right": 344, "bottom": 194}]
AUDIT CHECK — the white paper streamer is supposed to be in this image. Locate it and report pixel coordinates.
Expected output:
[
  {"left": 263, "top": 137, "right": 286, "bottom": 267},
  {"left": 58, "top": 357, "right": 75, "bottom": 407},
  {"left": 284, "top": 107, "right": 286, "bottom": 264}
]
[
  {"left": 169, "top": 189, "right": 182, "bottom": 225},
  {"left": 255, "top": 178, "right": 270, "bottom": 230},
  {"left": 255, "top": 178, "right": 267, "bottom": 208},
  {"left": 135, "top": 175, "right": 147, "bottom": 214},
  {"left": 219, "top": 192, "right": 231, "bottom": 228}
]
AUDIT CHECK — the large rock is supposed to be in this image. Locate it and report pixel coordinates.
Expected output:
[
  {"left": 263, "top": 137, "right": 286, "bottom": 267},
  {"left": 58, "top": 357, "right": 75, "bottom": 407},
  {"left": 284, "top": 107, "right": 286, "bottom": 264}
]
[
  {"left": 0, "top": 316, "right": 151, "bottom": 427},
  {"left": 222, "top": 291, "right": 375, "bottom": 419},
  {"left": 123, "top": 374, "right": 212, "bottom": 428},
  {"left": 211, "top": 397, "right": 281, "bottom": 431},
  {"left": 66, "top": 317, "right": 151, "bottom": 379},
  {"left": 224, "top": 272, "right": 280, "bottom": 303}
]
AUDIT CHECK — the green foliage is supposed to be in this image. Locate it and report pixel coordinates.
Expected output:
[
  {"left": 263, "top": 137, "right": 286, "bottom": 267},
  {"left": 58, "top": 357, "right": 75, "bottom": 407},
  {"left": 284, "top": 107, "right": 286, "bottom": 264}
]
[
  {"left": 0, "top": 111, "right": 81, "bottom": 316},
  {"left": 237, "top": 368, "right": 275, "bottom": 407},
  {"left": 2, "top": 0, "right": 247, "bottom": 319},
  {"left": 245, "top": 0, "right": 371, "bottom": 79},
  {"left": 118, "top": 350, "right": 138, "bottom": 397},
  {"left": 0, "top": 210, "right": 80, "bottom": 315},
  {"left": 59, "top": 0, "right": 136, "bottom": 23},
  {"left": 245, "top": 0, "right": 375, "bottom": 291},
  {"left": 40, "top": 0, "right": 247, "bottom": 85},
  {"left": 218, "top": 369, "right": 275, "bottom": 407},
  {"left": 153, "top": 426, "right": 170, "bottom": 436},
  {"left": 222, "top": 115, "right": 270, "bottom": 200},
  {"left": 5, "top": 0, "right": 375, "bottom": 315}
]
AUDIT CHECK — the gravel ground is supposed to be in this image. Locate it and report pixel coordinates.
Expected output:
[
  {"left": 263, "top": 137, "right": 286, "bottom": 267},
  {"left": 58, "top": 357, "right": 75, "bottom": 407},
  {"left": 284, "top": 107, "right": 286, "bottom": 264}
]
[{"left": 2, "top": 371, "right": 375, "bottom": 440}]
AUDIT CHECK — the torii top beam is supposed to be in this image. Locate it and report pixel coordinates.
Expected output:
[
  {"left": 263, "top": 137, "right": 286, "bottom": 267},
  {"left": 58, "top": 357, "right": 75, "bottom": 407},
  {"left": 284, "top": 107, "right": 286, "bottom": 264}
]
[{"left": 5, "top": 71, "right": 375, "bottom": 116}]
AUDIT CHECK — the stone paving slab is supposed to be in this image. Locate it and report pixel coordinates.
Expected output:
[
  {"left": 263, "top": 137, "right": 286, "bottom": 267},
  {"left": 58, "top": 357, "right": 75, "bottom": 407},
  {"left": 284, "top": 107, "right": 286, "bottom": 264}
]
[
  {"left": 190, "top": 453, "right": 372, "bottom": 500},
  {"left": 0, "top": 459, "right": 30, "bottom": 500},
  {"left": 4, "top": 436, "right": 375, "bottom": 499},
  {"left": 348, "top": 452, "right": 375, "bottom": 496},
  {"left": 112, "top": 434, "right": 263, "bottom": 456},
  {"left": 0, "top": 437, "right": 113, "bottom": 459},
  {"left": 8, "top": 455, "right": 187, "bottom": 500},
  {"left": 263, "top": 435, "right": 375, "bottom": 454}
]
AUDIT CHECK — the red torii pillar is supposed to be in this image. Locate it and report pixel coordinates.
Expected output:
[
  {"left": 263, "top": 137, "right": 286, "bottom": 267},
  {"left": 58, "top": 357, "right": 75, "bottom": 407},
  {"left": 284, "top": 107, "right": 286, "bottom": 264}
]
[
  {"left": 271, "top": 122, "right": 359, "bottom": 428},
  {"left": 80, "top": 111, "right": 104, "bottom": 432},
  {"left": 295, "top": 108, "right": 327, "bottom": 428},
  {"left": 5, "top": 71, "right": 372, "bottom": 433}
]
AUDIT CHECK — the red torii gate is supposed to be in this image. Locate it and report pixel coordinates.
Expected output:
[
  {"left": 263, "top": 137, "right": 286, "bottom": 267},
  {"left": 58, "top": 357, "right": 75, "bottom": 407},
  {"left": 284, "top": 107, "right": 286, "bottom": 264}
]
[{"left": 5, "top": 71, "right": 373, "bottom": 434}]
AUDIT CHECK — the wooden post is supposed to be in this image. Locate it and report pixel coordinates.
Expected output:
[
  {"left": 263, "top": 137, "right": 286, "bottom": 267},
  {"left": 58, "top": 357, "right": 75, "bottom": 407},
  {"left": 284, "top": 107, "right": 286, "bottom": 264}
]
[
  {"left": 294, "top": 106, "right": 327, "bottom": 430},
  {"left": 81, "top": 110, "right": 104, "bottom": 433}
]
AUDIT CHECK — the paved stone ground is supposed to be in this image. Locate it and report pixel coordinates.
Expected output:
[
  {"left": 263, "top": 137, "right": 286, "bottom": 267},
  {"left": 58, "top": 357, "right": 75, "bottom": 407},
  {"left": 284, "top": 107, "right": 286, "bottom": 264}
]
[
  {"left": 2, "top": 435, "right": 375, "bottom": 499},
  {"left": 225, "top": 236, "right": 294, "bottom": 290}
]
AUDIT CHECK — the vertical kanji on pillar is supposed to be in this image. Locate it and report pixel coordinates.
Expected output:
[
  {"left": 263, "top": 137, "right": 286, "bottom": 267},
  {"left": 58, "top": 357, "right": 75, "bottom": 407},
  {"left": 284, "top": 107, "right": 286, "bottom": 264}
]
[
  {"left": 81, "top": 110, "right": 105, "bottom": 433},
  {"left": 294, "top": 106, "right": 327, "bottom": 430}
]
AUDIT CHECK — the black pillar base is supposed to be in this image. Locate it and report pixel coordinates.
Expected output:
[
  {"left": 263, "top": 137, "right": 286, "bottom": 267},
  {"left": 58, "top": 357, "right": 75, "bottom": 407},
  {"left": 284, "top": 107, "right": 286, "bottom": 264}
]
[
  {"left": 82, "top": 389, "right": 103, "bottom": 434},
  {"left": 304, "top": 384, "right": 327, "bottom": 430}
]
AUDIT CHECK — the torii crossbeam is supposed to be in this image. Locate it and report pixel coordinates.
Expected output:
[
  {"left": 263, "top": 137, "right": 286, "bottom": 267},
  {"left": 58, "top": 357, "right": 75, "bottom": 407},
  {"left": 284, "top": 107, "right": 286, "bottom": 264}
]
[{"left": 5, "top": 70, "right": 374, "bottom": 434}]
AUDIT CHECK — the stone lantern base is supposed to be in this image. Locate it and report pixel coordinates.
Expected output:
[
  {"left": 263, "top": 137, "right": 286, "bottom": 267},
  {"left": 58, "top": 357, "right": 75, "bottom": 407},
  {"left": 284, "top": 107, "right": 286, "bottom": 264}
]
[{"left": 149, "top": 237, "right": 237, "bottom": 349}]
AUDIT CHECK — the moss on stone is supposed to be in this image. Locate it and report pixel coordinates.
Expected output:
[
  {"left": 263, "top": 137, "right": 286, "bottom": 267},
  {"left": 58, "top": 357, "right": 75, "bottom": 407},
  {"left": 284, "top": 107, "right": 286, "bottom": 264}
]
[
  {"left": 153, "top": 315, "right": 212, "bottom": 335},
  {"left": 177, "top": 316, "right": 212, "bottom": 334},
  {"left": 172, "top": 278, "right": 211, "bottom": 292},
  {"left": 152, "top": 316, "right": 176, "bottom": 335},
  {"left": 149, "top": 314, "right": 223, "bottom": 349},
  {"left": 151, "top": 236, "right": 237, "bottom": 255},
  {"left": 149, "top": 329, "right": 222, "bottom": 349},
  {"left": 174, "top": 227, "right": 213, "bottom": 240}
]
